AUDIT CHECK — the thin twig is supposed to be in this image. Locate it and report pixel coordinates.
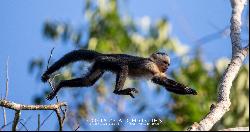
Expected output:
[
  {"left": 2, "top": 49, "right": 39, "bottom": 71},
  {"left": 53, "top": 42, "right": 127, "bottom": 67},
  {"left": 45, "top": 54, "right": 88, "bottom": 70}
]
[
  {"left": 19, "top": 121, "right": 29, "bottom": 131},
  {"left": 5, "top": 56, "right": 9, "bottom": 100},
  {"left": 47, "top": 47, "right": 55, "bottom": 70},
  {"left": 1, "top": 103, "right": 7, "bottom": 127},
  {"left": 46, "top": 47, "right": 67, "bottom": 127},
  {"left": 195, "top": 26, "right": 230, "bottom": 45},
  {"left": 46, "top": 47, "right": 59, "bottom": 101},
  {"left": 74, "top": 124, "right": 80, "bottom": 131},
  {"left": 0, "top": 99, "right": 67, "bottom": 131},
  {"left": 3, "top": 57, "right": 9, "bottom": 126},
  {"left": 0, "top": 120, "right": 13, "bottom": 130},
  {"left": 18, "top": 116, "right": 32, "bottom": 131},
  {"left": 38, "top": 113, "right": 40, "bottom": 131},
  {"left": 48, "top": 80, "right": 63, "bottom": 113},
  {"left": 37, "top": 111, "right": 54, "bottom": 130},
  {"left": 12, "top": 110, "right": 21, "bottom": 131},
  {"left": 46, "top": 47, "right": 60, "bottom": 104},
  {"left": 3, "top": 100, "right": 7, "bottom": 126}
]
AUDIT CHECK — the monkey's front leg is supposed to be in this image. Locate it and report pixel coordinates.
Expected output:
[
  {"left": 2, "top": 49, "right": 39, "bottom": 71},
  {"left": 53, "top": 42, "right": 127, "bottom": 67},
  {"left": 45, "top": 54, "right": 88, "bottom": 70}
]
[
  {"left": 114, "top": 88, "right": 139, "bottom": 98},
  {"left": 113, "top": 66, "right": 138, "bottom": 98},
  {"left": 152, "top": 75, "right": 197, "bottom": 95}
]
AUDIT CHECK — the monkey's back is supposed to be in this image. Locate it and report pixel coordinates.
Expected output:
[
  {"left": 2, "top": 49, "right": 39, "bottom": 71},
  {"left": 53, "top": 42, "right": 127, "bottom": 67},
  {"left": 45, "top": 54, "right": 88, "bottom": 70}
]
[
  {"left": 104, "top": 54, "right": 146, "bottom": 61},
  {"left": 95, "top": 54, "right": 157, "bottom": 79}
]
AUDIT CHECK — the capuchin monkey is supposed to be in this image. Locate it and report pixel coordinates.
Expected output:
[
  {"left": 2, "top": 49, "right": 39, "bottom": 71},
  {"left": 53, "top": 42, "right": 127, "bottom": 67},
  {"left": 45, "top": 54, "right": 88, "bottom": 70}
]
[{"left": 41, "top": 49, "right": 197, "bottom": 100}]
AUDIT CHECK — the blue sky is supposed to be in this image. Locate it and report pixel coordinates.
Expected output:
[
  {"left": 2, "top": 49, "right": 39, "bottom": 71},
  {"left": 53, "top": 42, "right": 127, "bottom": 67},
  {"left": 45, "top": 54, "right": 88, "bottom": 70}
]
[{"left": 0, "top": 0, "right": 248, "bottom": 131}]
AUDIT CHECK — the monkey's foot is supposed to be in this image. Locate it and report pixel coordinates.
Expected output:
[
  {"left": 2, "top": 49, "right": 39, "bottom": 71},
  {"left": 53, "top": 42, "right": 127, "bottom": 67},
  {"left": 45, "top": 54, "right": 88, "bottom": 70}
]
[
  {"left": 185, "top": 88, "right": 197, "bottom": 95},
  {"left": 113, "top": 88, "right": 139, "bottom": 98},
  {"left": 46, "top": 91, "right": 57, "bottom": 100},
  {"left": 41, "top": 73, "right": 50, "bottom": 82},
  {"left": 127, "top": 88, "right": 139, "bottom": 98}
]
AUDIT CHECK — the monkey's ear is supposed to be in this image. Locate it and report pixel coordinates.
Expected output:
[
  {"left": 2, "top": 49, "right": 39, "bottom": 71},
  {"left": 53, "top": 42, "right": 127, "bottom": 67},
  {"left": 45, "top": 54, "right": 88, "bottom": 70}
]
[{"left": 150, "top": 53, "right": 158, "bottom": 59}]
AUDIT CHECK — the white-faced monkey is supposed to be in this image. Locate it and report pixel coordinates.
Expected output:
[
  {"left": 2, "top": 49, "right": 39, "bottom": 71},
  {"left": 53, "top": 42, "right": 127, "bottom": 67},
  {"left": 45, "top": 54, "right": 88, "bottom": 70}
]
[{"left": 41, "top": 49, "right": 197, "bottom": 100}]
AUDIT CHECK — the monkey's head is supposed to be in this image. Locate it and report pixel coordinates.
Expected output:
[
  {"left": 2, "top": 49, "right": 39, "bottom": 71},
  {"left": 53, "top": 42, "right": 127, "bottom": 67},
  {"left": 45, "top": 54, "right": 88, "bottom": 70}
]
[{"left": 150, "top": 52, "right": 170, "bottom": 72}]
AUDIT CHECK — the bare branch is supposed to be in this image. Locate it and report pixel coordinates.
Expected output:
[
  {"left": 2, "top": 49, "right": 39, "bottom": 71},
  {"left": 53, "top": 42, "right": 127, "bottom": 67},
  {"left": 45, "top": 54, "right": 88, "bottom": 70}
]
[
  {"left": 3, "top": 57, "right": 9, "bottom": 126},
  {"left": 5, "top": 56, "right": 9, "bottom": 100},
  {"left": 55, "top": 108, "right": 63, "bottom": 131},
  {"left": 230, "top": 0, "right": 247, "bottom": 54},
  {"left": 188, "top": 0, "right": 248, "bottom": 131},
  {"left": 0, "top": 100, "right": 66, "bottom": 110},
  {"left": 61, "top": 105, "right": 67, "bottom": 126},
  {"left": 38, "top": 113, "right": 40, "bottom": 131},
  {"left": 12, "top": 110, "right": 21, "bottom": 131},
  {"left": 2, "top": 99, "right": 7, "bottom": 127},
  {"left": 219, "top": 127, "right": 249, "bottom": 131},
  {"left": 0, "top": 99, "right": 67, "bottom": 131}
]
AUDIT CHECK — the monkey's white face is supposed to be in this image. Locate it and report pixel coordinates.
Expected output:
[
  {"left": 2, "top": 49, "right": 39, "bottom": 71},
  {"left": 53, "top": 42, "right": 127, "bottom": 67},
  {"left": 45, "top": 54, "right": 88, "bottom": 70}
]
[
  {"left": 150, "top": 52, "right": 170, "bottom": 72},
  {"left": 158, "top": 54, "right": 170, "bottom": 65},
  {"left": 152, "top": 52, "right": 170, "bottom": 64}
]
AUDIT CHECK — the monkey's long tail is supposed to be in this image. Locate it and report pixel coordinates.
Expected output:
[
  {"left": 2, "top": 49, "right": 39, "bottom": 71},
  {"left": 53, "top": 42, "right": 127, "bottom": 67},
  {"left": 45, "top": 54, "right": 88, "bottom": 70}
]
[{"left": 41, "top": 49, "right": 101, "bottom": 82}]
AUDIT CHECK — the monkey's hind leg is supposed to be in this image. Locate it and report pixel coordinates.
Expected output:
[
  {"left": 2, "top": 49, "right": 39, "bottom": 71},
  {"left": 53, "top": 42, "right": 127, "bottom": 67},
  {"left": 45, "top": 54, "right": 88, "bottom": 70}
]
[
  {"left": 113, "top": 66, "right": 139, "bottom": 98},
  {"left": 46, "top": 68, "right": 104, "bottom": 100},
  {"left": 41, "top": 50, "right": 101, "bottom": 82}
]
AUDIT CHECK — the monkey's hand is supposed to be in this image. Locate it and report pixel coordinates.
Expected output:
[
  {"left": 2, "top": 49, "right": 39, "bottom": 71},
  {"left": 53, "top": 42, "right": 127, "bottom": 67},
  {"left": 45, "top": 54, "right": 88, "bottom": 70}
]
[
  {"left": 113, "top": 88, "right": 139, "bottom": 98},
  {"left": 184, "top": 87, "right": 197, "bottom": 95},
  {"left": 41, "top": 73, "right": 50, "bottom": 82}
]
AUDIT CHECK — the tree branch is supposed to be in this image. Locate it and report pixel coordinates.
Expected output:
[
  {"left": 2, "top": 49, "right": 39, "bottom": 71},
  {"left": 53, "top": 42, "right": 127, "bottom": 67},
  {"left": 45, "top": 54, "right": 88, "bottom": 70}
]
[
  {"left": 0, "top": 100, "right": 66, "bottom": 110},
  {"left": 38, "top": 114, "right": 40, "bottom": 131},
  {"left": 188, "top": 0, "right": 249, "bottom": 131},
  {"left": 219, "top": 127, "right": 249, "bottom": 131},
  {"left": 55, "top": 108, "right": 63, "bottom": 131},
  {"left": 12, "top": 110, "right": 20, "bottom": 131},
  {"left": 0, "top": 99, "right": 67, "bottom": 131},
  {"left": 3, "top": 57, "right": 9, "bottom": 126}
]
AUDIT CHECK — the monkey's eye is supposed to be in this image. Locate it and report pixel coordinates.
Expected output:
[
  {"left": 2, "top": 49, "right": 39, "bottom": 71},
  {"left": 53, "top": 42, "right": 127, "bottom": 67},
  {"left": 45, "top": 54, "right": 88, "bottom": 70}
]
[{"left": 163, "top": 61, "right": 168, "bottom": 64}]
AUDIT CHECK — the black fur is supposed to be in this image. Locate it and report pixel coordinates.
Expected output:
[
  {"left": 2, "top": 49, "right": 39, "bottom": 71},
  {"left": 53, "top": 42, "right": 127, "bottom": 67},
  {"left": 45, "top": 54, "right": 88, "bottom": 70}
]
[
  {"left": 42, "top": 49, "right": 197, "bottom": 100},
  {"left": 151, "top": 76, "right": 197, "bottom": 95},
  {"left": 42, "top": 49, "right": 101, "bottom": 82}
]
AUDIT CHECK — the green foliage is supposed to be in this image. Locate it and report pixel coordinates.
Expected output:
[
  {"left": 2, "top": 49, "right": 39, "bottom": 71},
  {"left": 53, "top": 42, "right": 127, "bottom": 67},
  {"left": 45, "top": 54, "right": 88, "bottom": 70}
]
[
  {"left": 29, "top": 0, "right": 249, "bottom": 130},
  {"left": 149, "top": 56, "right": 249, "bottom": 130}
]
